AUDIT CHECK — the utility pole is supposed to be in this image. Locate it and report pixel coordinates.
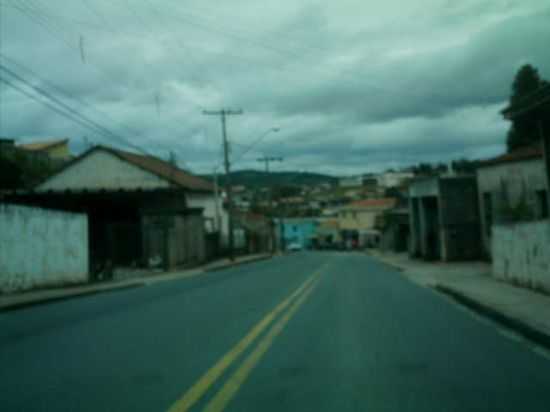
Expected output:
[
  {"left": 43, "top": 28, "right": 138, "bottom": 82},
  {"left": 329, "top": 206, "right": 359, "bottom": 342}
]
[
  {"left": 213, "top": 166, "right": 221, "bottom": 234},
  {"left": 257, "top": 156, "right": 283, "bottom": 254},
  {"left": 539, "top": 121, "right": 550, "bottom": 209},
  {"left": 257, "top": 156, "right": 283, "bottom": 174},
  {"left": 203, "top": 109, "right": 243, "bottom": 261}
]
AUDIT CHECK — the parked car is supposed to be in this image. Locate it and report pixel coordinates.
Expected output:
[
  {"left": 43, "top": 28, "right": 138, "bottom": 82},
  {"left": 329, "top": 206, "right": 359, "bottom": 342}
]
[{"left": 287, "top": 242, "right": 303, "bottom": 252}]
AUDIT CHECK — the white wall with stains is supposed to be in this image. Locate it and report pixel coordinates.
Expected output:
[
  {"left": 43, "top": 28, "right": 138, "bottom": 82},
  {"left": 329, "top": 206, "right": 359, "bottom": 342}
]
[
  {"left": 492, "top": 220, "right": 550, "bottom": 293},
  {"left": 0, "top": 204, "right": 88, "bottom": 293}
]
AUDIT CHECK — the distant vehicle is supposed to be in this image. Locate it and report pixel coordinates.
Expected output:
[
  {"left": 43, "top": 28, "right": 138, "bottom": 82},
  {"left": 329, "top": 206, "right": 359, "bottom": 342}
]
[{"left": 287, "top": 242, "right": 303, "bottom": 252}]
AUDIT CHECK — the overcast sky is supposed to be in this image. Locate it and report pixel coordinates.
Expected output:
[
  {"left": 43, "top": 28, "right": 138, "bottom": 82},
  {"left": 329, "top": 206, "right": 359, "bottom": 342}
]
[{"left": 1, "top": 0, "right": 549, "bottom": 176}]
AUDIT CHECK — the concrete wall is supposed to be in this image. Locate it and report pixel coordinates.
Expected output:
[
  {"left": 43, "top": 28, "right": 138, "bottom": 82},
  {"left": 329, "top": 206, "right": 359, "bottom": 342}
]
[
  {"left": 39, "top": 150, "right": 170, "bottom": 191},
  {"left": 141, "top": 212, "right": 206, "bottom": 269},
  {"left": 0, "top": 204, "right": 88, "bottom": 293},
  {"left": 477, "top": 159, "right": 546, "bottom": 256},
  {"left": 438, "top": 177, "right": 481, "bottom": 261},
  {"left": 409, "top": 177, "right": 439, "bottom": 197},
  {"left": 492, "top": 220, "right": 550, "bottom": 292},
  {"left": 409, "top": 176, "right": 480, "bottom": 261},
  {"left": 338, "top": 209, "right": 378, "bottom": 230},
  {"left": 409, "top": 178, "right": 438, "bottom": 259},
  {"left": 187, "top": 193, "right": 228, "bottom": 241}
]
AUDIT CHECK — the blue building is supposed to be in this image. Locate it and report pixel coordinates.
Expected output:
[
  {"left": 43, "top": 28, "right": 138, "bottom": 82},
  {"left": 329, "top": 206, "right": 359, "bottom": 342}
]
[{"left": 277, "top": 218, "right": 319, "bottom": 250}]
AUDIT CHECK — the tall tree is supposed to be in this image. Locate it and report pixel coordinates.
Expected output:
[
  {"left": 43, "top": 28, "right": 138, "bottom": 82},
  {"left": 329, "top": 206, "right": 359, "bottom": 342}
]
[{"left": 506, "top": 64, "right": 545, "bottom": 152}]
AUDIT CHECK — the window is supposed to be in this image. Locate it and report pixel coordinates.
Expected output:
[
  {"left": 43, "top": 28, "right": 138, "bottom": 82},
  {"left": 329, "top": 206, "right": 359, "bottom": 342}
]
[
  {"left": 483, "top": 192, "right": 493, "bottom": 237},
  {"left": 536, "top": 190, "right": 549, "bottom": 219}
]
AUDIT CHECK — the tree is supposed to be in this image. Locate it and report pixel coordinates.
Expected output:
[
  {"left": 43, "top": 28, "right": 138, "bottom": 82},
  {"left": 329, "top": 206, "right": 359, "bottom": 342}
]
[
  {"left": 0, "top": 154, "right": 24, "bottom": 189},
  {"left": 0, "top": 151, "right": 56, "bottom": 189},
  {"left": 506, "top": 64, "right": 546, "bottom": 152}
]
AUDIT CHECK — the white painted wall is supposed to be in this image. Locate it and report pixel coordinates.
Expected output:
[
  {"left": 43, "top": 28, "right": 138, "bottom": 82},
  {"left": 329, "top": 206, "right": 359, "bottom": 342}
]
[
  {"left": 492, "top": 220, "right": 550, "bottom": 292},
  {"left": 187, "top": 192, "right": 229, "bottom": 238},
  {"left": 377, "top": 172, "right": 414, "bottom": 188},
  {"left": 0, "top": 204, "right": 88, "bottom": 293},
  {"left": 477, "top": 159, "right": 546, "bottom": 207},
  {"left": 477, "top": 159, "right": 546, "bottom": 254},
  {"left": 38, "top": 150, "right": 170, "bottom": 191}
]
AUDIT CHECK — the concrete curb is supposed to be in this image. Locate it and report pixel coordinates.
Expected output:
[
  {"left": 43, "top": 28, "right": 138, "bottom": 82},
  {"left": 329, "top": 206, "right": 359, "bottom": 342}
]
[
  {"left": 0, "top": 282, "right": 144, "bottom": 313},
  {"left": 365, "top": 252, "right": 405, "bottom": 272},
  {"left": 1, "top": 254, "right": 273, "bottom": 312},
  {"left": 204, "top": 254, "right": 273, "bottom": 273},
  {"left": 435, "top": 285, "right": 550, "bottom": 351}
]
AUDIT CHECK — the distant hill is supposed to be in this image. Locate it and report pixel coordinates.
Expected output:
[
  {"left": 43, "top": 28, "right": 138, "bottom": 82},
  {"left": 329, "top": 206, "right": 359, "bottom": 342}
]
[{"left": 200, "top": 169, "right": 338, "bottom": 188}]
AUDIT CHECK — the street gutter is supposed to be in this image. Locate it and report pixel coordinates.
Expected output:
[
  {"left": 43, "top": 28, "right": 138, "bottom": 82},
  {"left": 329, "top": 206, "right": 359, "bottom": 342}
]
[
  {"left": 436, "top": 285, "right": 550, "bottom": 351},
  {"left": 0, "top": 283, "right": 145, "bottom": 313},
  {"left": 0, "top": 254, "right": 272, "bottom": 312},
  {"left": 366, "top": 250, "right": 550, "bottom": 352}
]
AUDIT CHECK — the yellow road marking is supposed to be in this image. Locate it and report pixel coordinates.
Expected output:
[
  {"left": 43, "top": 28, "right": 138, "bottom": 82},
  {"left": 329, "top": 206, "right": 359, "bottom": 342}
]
[
  {"left": 167, "top": 270, "right": 321, "bottom": 412},
  {"left": 203, "top": 277, "right": 321, "bottom": 412}
]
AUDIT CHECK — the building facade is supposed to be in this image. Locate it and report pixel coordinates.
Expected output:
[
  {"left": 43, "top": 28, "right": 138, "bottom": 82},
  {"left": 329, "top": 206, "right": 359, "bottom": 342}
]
[
  {"left": 476, "top": 145, "right": 548, "bottom": 257},
  {"left": 337, "top": 198, "right": 396, "bottom": 248},
  {"left": 376, "top": 171, "right": 414, "bottom": 189},
  {"left": 278, "top": 218, "right": 319, "bottom": 250},
  {"left": 6, "top": 145, "right": 212, "bottom": 272},
  {"left": 409, "top": 176, "right": 481, "bottom": 261}
]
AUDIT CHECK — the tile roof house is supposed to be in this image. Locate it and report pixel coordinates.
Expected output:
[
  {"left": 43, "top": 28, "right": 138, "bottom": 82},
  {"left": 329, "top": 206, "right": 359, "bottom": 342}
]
[
  {"left": 7, "top": 145, "right": 218, "bottom": 272},
  {"left": 37, "top": 145, "right": 213, "bottom": 193}
]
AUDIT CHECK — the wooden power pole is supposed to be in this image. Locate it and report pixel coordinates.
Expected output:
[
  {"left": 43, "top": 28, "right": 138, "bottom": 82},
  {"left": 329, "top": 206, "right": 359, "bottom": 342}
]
[
  {"left": 203, "top": 109, "right": 243, "bottom": 260},
  {"left": 257, "top": 156, "right": 283, "bottom": 253}
]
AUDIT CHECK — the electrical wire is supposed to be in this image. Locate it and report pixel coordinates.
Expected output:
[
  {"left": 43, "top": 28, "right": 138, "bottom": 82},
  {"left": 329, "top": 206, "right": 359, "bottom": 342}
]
[{"left": 0, "top": 64, "right": 150, "bottom": 154}]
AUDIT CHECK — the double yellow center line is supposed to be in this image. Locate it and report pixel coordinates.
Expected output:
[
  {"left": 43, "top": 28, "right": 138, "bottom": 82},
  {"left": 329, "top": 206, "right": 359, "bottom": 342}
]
[{"left": 168, "top": 267, "right": 324, "bottom": 412}]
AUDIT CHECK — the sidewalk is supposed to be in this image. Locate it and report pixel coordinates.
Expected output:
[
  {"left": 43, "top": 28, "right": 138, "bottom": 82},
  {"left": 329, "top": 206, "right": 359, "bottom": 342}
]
[
  {"left": 369, "top": 250, "right": 550, "bottom": 349},
  {"left": 0, "top": 253, "right": 272, "bottom": 312}
]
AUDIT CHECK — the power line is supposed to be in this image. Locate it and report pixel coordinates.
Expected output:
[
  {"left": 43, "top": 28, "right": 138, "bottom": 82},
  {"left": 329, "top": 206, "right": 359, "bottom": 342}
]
[
  {"left": 0, "top": 64, "right": 149, "bottom": 154},
  {"left": 0, "top": 54, "right": 199, "bottom": 162},
  {"left": 5, "top": 0, "right": 77, "bottom": 51},
  {"left": 0, "top": 53, "right": 158, "bottom": 150},
  {"left": 0, "top": 75, "right": 119, "bottom": 146},
  {"left": 9, "top": 0, "right": 459, "bottom": 106},
  {"left": 232, "top": 128, "right": 280, "bottom": 164}
]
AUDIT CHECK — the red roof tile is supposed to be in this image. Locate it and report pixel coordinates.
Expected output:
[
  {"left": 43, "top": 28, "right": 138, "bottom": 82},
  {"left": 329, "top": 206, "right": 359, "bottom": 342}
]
[
  {"left": 479, "top": 143, "right": 543, "bottom": 167},
  {"left": 104, "top": 147, "right": 213, "bottom": 192},
  {"left": 347, "top": 198, "right": 397, "bottom": 209}
]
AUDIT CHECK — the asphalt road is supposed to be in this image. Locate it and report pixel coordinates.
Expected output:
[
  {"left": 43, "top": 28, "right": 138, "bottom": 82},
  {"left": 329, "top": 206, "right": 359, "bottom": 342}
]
[{"left": 1, "top": 252, "right": 550, "bottom": 411}]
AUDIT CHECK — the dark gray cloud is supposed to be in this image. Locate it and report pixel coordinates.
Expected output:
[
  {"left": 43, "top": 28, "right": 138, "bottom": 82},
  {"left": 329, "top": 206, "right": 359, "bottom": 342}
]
[{"left": 1, "top": 0, "right": 549, "bottom": 176}]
